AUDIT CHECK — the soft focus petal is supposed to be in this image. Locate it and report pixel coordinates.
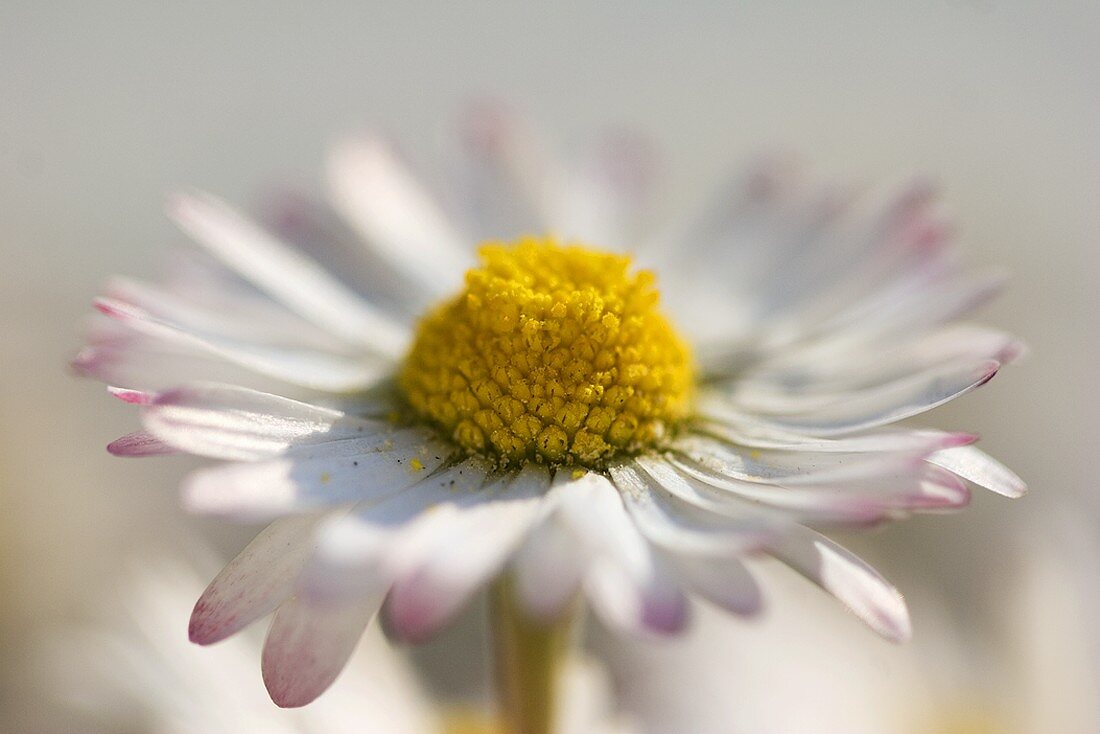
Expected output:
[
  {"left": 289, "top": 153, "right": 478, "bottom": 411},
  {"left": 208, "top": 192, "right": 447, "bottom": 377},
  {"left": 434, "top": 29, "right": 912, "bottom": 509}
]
[
  {"left": 140, "top": 383, "right": 395, "bottom": 460},
  {"left": 182, "top": 429, "right": 450, "bottom": 521},
  {"left": 703, "top": 358, "right": 1000, "bottom": 436},
  {"left": 168, "top": 190, "right": 408, "bottom": 355},
  {"left": 106, "top": 430, "right": 179, "bottom": 457},
  {"left": 190, "top": 514, "right": 324, "bottom": 645},
  {"left": 386, "top": 465, "right": 549, "bottom": 642},
  {"left": 928, "top": 444, "right": 1026, "bottom": 498},
  {"left": 328, "top": 134, "right": 472, "bottom": 299},
  {"left": 672, "top": 554, "right": 764, "bottom": 617},
  {"left": 555, "top": 472, "right": 688, "bottom": 636},
  {"left": 768, "top": 528, "right": 912, "bottom": 642},
  {"left": 301, "top": 459, "right": 494, "bottom": 603},
  {"left": 261, "top": 592, "right": 383, "bottom": 708},
  {"left": 609, "top": 462, "right": 776, "bottom": 556},
  {"left": 94, "top": 297, "right": 386, "bottom": 392}
]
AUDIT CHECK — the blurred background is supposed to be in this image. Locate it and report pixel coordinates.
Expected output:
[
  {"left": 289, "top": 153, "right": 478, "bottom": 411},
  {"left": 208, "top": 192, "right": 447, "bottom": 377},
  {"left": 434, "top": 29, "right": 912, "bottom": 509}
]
[{"left": 1, "top": 2, "right": 1097, "bottom": 732}]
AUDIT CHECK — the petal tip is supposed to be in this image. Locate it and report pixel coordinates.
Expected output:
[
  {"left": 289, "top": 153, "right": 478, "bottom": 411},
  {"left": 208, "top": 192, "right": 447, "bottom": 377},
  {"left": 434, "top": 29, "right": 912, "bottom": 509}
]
[
  {"left": 107, "top": 386, "right": 154, "bottom": 404},
  {"left": 874, "top": 592, "right": 912, "bottom": 644},
  {"left": 188, "top": 606, "right": 227, "bottom": 646},
  {"left": 263, "top": 674, "right": 319, "bottom": 709},
  {"left": 640, "top": 598, "right": 691, "bottom": 637}
]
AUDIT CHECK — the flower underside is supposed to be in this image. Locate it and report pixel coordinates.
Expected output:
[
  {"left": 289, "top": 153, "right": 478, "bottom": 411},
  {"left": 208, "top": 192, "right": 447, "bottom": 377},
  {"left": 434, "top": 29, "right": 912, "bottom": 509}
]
[{"left": 400, "top": 237, "right": 694, "bottom": 469}]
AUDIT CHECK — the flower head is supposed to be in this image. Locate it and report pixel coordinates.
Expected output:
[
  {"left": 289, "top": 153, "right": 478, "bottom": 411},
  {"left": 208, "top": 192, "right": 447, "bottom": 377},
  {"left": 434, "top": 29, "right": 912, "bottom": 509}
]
[{"left": 77, "top": 107, "right": 1025, "bottom": 707}]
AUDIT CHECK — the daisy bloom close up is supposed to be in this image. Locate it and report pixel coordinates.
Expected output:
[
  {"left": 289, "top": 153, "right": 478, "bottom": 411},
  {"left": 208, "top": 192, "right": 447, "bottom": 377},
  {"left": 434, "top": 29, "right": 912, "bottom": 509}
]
[{"left": 76, "top": 107, "right": 1025, "bottom": 727}]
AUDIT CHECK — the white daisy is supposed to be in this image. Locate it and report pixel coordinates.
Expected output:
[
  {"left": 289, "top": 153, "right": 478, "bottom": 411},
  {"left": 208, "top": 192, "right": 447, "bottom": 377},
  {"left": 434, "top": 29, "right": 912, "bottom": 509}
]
[
  {"left": 77, "top": 106, "right": 1025, "bottom": 714},
  {"left": 42, "top": 560, "right": 633, "bottom": 734}
]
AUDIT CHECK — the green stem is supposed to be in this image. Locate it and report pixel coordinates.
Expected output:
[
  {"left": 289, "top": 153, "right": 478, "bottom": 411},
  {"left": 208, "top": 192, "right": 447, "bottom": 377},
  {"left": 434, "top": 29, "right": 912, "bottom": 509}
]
[{"left": 489, "top": 575, "right": 574, "bottom": 734}]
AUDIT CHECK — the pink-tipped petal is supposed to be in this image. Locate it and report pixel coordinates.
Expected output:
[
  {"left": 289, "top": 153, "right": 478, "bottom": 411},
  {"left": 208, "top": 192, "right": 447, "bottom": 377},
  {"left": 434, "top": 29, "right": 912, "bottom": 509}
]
[
  {"left": 300, "top": 459, "right": 494, "bottom": 607},
  {"left": 262, "top": 593, "right": 381, "bottom": 708},
  {"left": 385, "top": 466, "right": 549, "bottom": 642},
  {"left": 189, "top": 515, "right": 322, "bottom": 645},
  {"left": 553, "top": 472, "right": 689, "bottom": 637},
  {"left": 674, "top": 555, "right": 764, "bottom": 617},
  {"left": 328, "top": 134, "right": 471, "bottom": 298},
  {"left": 143, "top": 383, "right": 406, "bottom": 461},
  {"left": 95, "top": 295, "right": 386, "bottom": 392},
  {"left": 769, "top": 529, "right": 911, "bottom": 642},
  {"left": 182, "top": 431, "right": 448, "bottom": 522},
  {"left": 928, "top": 445, "right": 1027, "bottom": 498},
  {"left": 712, "top": 358, "right": 1000, "bottom": 437},
  {"left": 107, "top": 386, "right": 156, "bottom": 404},
  {"left": 512, "top": 516, "right": 587, "bottom": 622},
  {"left": 107, "top": 430, "right": 178, "bottom": 457},
  {"left": 610, "top": 463, "right": 779, "bottom": 556},
  {"left": 168, "top": 189, "right": 407, "bottom": 355}
]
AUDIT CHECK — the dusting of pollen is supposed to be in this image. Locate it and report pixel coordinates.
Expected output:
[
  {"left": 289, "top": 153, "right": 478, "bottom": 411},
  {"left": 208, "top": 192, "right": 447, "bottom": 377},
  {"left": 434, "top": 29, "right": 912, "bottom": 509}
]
[{"left": 400, "top": 236, "right": 694, "bottom": 469}]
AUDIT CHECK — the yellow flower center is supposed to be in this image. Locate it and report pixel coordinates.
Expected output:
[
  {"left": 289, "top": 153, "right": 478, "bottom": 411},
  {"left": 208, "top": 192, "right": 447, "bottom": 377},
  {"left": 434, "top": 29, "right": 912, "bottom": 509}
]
[{"left": 400, "top": 237, "right": 693, "bottom": 469}]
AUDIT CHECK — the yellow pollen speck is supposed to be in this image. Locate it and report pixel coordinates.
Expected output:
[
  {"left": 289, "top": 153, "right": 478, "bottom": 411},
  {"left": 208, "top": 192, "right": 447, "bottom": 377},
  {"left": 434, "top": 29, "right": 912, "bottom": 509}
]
[
  {"left": 400, "top": 236, "right": 693, "bottom": 469},
  {"left": 571, "top": 468, "right": 588, "bottom": 480},
  {"left": 320, "top": 472, "right": 331, "bottom": 484},
  {"left": 410, "top": 458, "right": 425, "bottom": 472}
]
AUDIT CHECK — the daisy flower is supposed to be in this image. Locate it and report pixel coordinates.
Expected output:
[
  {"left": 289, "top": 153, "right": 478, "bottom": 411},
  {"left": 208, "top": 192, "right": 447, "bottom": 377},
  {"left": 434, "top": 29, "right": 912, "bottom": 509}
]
[{"left": 76, "top": 106, "right": 1025, "bottom": 722}]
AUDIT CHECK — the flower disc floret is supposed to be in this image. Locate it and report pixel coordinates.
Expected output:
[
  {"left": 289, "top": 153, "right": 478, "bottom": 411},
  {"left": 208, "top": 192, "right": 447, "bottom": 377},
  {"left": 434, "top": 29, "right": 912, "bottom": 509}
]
[{"left": 400, "top": 237, "right": 694, "bottom": 468}]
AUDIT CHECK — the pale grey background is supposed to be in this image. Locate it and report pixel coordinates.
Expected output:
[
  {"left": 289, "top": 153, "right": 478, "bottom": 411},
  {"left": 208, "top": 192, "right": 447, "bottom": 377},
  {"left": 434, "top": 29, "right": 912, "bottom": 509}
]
[{"left": 1, "top": 1, "right": 1097, "bottom": 730}]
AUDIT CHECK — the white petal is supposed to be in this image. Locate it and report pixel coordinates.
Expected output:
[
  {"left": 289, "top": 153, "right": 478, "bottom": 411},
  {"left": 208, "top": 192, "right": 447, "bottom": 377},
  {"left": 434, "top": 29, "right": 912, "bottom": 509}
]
[
  {"left": 512, "top": 515, "right": 588, "bottom": 621},
  {"left": 458, "top": 101, "right": 566, "bottom": 238},
  {"left": 105, "top": 275, "right": 344, "bottom": 349},
  {"left": 704, "top": 358, "right": 1000, "bottom": 436},
  {"left": 385, "top": 465, "right": 550, "bottom": 641},
  {"left": 673, "top": 554, "right": 763, "bottom": 617},
  {"left": 609, "top": 462, "right": 775, "bottom": 556},
  {"left": 328, "top": 135, "right": 471, "bottom": 299},
  {"left": 730, "top": 324, "right": 1023, "bottom": 399},
  {"left": 106, "top": 430, "right": 178, "bottom": 457},
  {"left": 261, "top": 592, "right": 382, "bottom": 708},
  {"left": 662, "top": 451, "right": 968, "bottom": 520},
  {"left": 183, "top": 429, "right": 451, "bottom": 521},
  {"left": 555, "top": 472, "right": 688, "bottom": 636},
  {"left": 655, "top": 158, "right": 840, "bottom": 343},
  {"left": 741, "top": 180, "right": 952, "bottom": 335},
  {"left": 768, "top": 528, "right": 911, "bottom": 642},
  {"left": 74, "top": 330, "right": 296, "bottom": 394},
  {"left": 670, "top": 433, "right": 952, "bottom": 485},
  {"left": 928, "top": 445, "right": 1027, "bottom": 498},
  {"left": 302, "top": 459, "right": 494, "bottom": 602},
  {"left": 95, "top": 297, "right": 386, "bottom": 392},
  {"left": 556, "top": 131, "right": 656, "bottom": 247},
  {"left": 693, "top": 419, "right": 975, "bottom": 453},
  {"left": 168, "top": 190, "right": 408, "bottom": 355},
  {"left": 585, "top": 555, "right": 689, "bottom": 638},
  {"left": 189, "top": 514, "right": 323, "bottom": 645},
  {"left": 141, "top": 383, "right": 387, "bottom": 460},
  {"left": 637, "top": 454, "right": 875, "bottom": 526},
  {"left": 813, "top": 269, "right": 1006, "bottom": 348}
]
